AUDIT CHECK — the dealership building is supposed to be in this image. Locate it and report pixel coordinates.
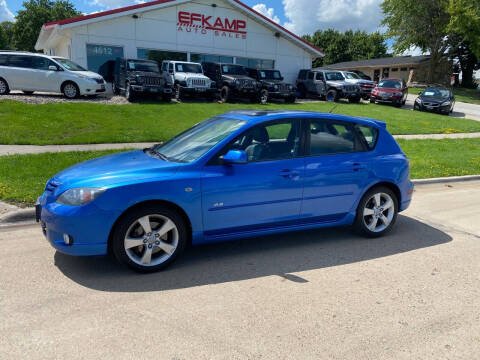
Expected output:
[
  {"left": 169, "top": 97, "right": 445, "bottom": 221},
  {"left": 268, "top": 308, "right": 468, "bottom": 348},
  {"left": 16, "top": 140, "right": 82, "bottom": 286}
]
[{"left": 35, "top": 0, "right": 323, "bottom": 83}]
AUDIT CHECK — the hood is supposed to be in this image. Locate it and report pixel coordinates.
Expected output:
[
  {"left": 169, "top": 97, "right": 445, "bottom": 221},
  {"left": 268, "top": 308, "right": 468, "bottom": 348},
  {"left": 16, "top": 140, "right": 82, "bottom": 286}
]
[
  {"left": 178, "top": 72, "right": 209, "bottom": 79},
  {"left": 223, "top": 74, "right": 254, "bottom": 80},
  {"left": 74, "top": 71, "right": 104, "bottom": 79},
  {"left": 418, "top": 95, "right": 449, "bottom": 103},
  {"left": 375, "top": 87, "right": 401, "bottom": 93},
  {"left": 50, "top": 150, "right": 179, "bottom": 192},
  {"left": 326, "top": 80, "right": 346, "bottom": 87},
  {"left": 128, "top": 71, "right": 162, "bottom": 77}
]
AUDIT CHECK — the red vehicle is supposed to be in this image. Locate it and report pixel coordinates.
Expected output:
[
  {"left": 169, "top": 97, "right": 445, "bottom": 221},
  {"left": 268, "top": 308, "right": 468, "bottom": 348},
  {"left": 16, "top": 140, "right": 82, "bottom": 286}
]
[{"left": 370, "top": 78, "right": 408, "bottom": 107}]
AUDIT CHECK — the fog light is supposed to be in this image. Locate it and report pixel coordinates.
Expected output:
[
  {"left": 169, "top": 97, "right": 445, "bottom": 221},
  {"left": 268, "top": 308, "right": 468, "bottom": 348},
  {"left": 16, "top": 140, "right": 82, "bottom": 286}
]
[{"left": 63, "top": 233, "right": 73, "bottom": 245}]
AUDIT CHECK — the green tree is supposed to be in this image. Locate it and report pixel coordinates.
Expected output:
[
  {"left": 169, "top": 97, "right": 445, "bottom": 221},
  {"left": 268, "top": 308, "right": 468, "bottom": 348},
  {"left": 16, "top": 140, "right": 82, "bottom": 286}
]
[
  {"left": 381, "top": 0, "right": 450, "bottom": 83},
  {"left": 0, "top": 21, "right": 15, "bottom": 50},
  {"left": 448, "top": 0, "right": 480, "bottom": 57},
  {"left": 13, "top": 0, "right": 80, "bottom": 52},
  {"left": 303, "top": 29, "right": 388, "bottom": 67},
  {"left": 447, "top": 34, "right": 479, "bottom": 88}
]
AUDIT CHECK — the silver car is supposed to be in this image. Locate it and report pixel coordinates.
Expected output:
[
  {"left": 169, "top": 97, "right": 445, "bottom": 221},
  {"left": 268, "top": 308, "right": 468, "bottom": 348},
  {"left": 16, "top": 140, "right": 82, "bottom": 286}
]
[{"left": 0, "top": 51, "right": 105, "bottom": 98}]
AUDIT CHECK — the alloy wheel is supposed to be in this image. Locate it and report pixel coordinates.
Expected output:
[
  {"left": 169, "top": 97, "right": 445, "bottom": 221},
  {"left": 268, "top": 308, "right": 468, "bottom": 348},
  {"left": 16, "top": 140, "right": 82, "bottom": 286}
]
[
  {"left": 64, "top": 83, "right": 77, "bottom": 98},
  {"left": 0, "top": 79, "right": 7, "bottom": 94},
  {"left": 124, "top": 214, "right": 179, "bottom": 266},
  {"left": 362, "top": 192, "right": 395, "bottom": 233}
]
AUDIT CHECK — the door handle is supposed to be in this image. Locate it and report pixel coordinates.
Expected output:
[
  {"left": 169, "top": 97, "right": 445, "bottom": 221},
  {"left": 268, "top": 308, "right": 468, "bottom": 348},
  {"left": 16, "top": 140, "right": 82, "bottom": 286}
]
[
  {"left": 278, "top": 169, "right": 299, "bottom": 179},
  {"left": 352, "top": 162, "right": 366, "bottom": 172}
]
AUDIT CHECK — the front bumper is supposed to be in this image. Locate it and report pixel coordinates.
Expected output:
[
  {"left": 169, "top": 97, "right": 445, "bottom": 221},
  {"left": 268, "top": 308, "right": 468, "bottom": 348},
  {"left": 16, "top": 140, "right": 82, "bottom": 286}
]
[
  {"left": 37, "top": 194, "right": 116, "bottom": 256},
  {"left": 180, "top": 86, "right": 217, "bottom": 96},
  {"left": 414, "top": 102, "right": 451, "bottom": 113},
  {"left": 78, "top": 81, "right": 106, "bottom": 96},
  {"left": 268, "top": 90, "right": 296, "bottom": 99},
  {"left": 370, "top": 93, "right": 402, "bottom": 104},
  {"left": 131, "top": 85, "right": 173, "bottom": 95}
]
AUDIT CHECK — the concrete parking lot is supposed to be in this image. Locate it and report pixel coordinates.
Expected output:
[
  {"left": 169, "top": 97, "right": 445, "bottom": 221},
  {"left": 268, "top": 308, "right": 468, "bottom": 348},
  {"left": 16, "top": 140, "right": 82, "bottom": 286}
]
[{"left": 0, "top": 181, "right": 479, "bottom": 359}]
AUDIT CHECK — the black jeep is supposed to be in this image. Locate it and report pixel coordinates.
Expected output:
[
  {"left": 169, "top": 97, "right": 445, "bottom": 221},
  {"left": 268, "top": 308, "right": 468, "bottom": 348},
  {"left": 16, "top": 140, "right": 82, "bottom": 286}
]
[
  {"left": 112, "top": 58, "right": 173, "bottom": 101},
  {"left": 202, "top": 62, "right": 261, "bottom": 102},
  {"left": 246, "top": 68, "right": 296, "bottom": 104}
]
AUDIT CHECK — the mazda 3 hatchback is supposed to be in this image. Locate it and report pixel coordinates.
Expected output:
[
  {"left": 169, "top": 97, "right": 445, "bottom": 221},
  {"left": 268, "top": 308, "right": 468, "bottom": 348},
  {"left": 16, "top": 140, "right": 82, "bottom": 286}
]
[{"left": 37, "top": 111, "right": 414, "bottom": 272}]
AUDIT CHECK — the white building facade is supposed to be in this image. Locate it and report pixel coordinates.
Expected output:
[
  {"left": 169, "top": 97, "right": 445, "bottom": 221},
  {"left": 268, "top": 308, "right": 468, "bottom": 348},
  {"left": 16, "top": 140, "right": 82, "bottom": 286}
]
[{"left": 35, "top": 0, "right": 323, "bottom": 83}]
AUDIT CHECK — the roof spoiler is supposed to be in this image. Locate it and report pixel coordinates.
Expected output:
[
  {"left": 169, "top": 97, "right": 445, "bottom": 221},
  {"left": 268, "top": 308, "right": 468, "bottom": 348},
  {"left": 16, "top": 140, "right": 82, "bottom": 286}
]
[{"left": 372, "top": 119, "right": 387, "bottom": 128}]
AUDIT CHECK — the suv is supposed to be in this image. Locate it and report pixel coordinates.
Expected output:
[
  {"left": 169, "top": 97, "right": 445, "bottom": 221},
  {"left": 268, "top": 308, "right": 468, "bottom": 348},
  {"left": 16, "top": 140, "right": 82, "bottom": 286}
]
[
  {"left": 112, "top": 58, "right": 172, "bottom": 101},
  {"left": 0, "top": 51, "right": 105, "bottom": 98},
  {"left": 162, "top": 60, "right": 217, "bottom": 101},
  {"left": 339, "top": 70, "right": 375, "bottom": 100},
  {"left": 297, "top": 69, "right": 361, "bottom": 103},
  {"left": 246, "top": 68, "right": 296, "bottom": 104},
  {"left": 202, "top": 62, "right": 260, "bottom": 103}
]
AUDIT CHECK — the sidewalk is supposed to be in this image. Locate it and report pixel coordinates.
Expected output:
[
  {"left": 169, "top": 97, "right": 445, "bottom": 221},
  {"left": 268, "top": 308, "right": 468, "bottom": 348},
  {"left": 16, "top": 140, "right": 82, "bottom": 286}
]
[{"left": 0, "top": 133, "right": 479, "bottom": 156}]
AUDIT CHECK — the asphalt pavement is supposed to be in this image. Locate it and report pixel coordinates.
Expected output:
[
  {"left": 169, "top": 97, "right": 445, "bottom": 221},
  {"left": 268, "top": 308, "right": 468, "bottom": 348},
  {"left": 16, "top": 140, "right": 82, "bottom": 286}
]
[{"left": 0, "top": 180, "right": 479, "bottom": 359}]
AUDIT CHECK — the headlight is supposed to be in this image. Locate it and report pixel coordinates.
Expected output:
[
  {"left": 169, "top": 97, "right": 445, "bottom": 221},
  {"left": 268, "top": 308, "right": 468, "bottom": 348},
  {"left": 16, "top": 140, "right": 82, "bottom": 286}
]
[
  {"left": 274, "top": 84, "right": 279, "bottom": 91},
  {"left": 234, "top": 79, "right": 240, "bottom": 87},
  {"left": 57, "top": 188, "right": 105, "bottom": 206},
  {"left": 442, "top": 100, "right": 451, "bottom": 106},
  {"left": 136, "top": 76, "right": 144, "bottom": 84},
  {"left": 395, "top": 91, "right": 403, "bottom": 96}
]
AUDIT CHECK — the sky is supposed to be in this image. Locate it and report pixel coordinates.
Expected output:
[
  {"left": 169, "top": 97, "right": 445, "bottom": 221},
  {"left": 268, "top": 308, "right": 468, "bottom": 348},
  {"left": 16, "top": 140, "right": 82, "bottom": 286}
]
[{"left": 2, "top": 0, "right": 419, "bottom": 54}]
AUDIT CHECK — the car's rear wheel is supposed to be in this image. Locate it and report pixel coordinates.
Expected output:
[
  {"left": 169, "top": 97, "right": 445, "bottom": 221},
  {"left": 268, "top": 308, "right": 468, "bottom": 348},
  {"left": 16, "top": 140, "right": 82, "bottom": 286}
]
[
  {"left": 0, "top": 78, "right": 10, "bottom": 95},
  {"left": 112, "top": 205, "right": 188, "bottom": 272},
  {"left": 62, "top": 81, "right": 79, "bottom": 99},
  {"left": 354, "top": 186, "right": 398, "bottom": 238}
]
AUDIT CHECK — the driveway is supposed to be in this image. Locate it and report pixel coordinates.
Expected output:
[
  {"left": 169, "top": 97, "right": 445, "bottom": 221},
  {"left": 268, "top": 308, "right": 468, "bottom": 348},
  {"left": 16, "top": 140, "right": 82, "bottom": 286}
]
[
  {"left": 406, "top": 94, "right": 480, "bottom": 121},
  {"left": 0, "top": 181, "right": 479, "bottom": 359}
]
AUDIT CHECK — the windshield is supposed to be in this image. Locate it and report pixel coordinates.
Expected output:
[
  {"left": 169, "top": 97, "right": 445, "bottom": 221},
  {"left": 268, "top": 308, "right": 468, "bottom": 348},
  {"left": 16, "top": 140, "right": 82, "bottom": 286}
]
[
  {"left": 151, "top": 117, "right": 247, "bottom": 163},
  {"left": 175, "top": 62, "right": 202, "bottom": 73},
  {"left": 259, "top": 70, "right": 282, "bottom": 80},
  {"left": 53, "top": 58, "right": 86, "bottom": 71},
  {"left": 345, "top": 72, "right": 360, "bottom": 79},
  {"left": 325, "top": 72, "right": 344, "bottom": 81},
  {"left": 221, "top": 65, "right": 246, "bottom": 75},
  {"left": 422, "top": 88, "right": 450, "bottom": 98},
  {"left": 127, "top": 60, "right": 159, "bottom": 73},
  {"left": 378, "top": 80, "right": 402, "bottom": 89}
]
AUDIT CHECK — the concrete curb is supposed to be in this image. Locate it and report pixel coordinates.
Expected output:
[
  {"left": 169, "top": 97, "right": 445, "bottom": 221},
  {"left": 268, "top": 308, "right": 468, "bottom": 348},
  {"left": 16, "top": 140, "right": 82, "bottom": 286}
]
[{"left": 0, "top": 175, "right": 478, "bottom": 226}]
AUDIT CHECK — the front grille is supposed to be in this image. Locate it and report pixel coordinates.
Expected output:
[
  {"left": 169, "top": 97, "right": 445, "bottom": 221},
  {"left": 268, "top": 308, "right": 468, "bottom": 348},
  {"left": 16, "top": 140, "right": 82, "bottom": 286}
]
[
  {"left": 360, "top": 83, "right": 374, "bottom": 89},
  {"left": 189, "top": 78, "right": 208, "bottom": 87},
  {"left": 95, "top": 78, "right": 104, "bottom": 84},
  {"left": 144, "top": 77, "right": 162, "bottom": 86},
  {"left": 344, "top": 85, "right": 358, "bottom": 92},
  {"left": 239, "top": 79, "right": 255, "bottom": 88},
  {"left": 278, "top": 84, "right": 290, "bottom": 92},
  {"left": 423, "top": 102, "right": 439, "bottom": 107},
  {"left": 45, "top": 179, "right": 60, "bottom": 193}
]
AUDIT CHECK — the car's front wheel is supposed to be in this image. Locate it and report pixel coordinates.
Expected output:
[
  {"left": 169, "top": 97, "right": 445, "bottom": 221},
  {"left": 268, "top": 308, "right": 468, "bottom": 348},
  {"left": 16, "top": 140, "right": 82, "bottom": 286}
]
[
  {"left": 220, "top": 86, "right": 231, "bottom": 102},
  {"left": 0, "top": 78, "right": 10, "bottom": 95},
  {"left": 112, "top": 205, "right": 188, "bottom": 272},
  {"left": 62, "top": 81, "right": 79, "bottom": 99},
  {"left": 125, "top": 82, "right": 135, "bottom": 102},
  {"left": 354, "top": 186, "right": 398, "bottom": 237}
]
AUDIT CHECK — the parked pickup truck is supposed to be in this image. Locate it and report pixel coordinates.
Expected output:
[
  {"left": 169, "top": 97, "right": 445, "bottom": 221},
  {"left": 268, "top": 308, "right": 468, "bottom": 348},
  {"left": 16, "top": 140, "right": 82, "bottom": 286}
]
[
  {"left": 296, "top": 68, "right": 361, "bottom": 103},
  {"left": 112, "top": 58, "right": 173, "bottom": 101},
  {"left": 246, "top": 68, "right": 296, "bottom": 104},
  {"left": 339, "top": 70, "right": 375, "bottom": 100},
  {"left": 162, "top": 60, "right": 217, "bottom": 101},
  {"left": 202, "top": 62, "right": 261, "bottom": 103}
]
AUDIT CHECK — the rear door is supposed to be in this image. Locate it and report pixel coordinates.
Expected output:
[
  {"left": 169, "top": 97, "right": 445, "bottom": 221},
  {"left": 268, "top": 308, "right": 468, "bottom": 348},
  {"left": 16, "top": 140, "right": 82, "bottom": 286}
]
[{"left": 6, "top": 55, "right": 35, "bottom": 90}]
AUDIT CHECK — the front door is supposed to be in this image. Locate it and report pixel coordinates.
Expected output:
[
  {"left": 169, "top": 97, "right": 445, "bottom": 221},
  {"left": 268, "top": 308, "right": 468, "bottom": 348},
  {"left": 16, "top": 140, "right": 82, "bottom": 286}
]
[
  {"left": 201, "top": 119, "right": 305, "bottom": 238},
  {"left": 301, "top": 118, "right": 370, "bottom": 222}
]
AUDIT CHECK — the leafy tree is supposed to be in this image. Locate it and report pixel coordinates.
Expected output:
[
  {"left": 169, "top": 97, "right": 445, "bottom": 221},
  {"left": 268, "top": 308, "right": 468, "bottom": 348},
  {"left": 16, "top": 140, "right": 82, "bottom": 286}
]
[
  {"left": 447, "top": 34, "right": 479, "bottom": 88},
  {"left": 0, "top": 21, "right": 14, "bottom": 50},
  {"left": 381, "top": 0, "right": 450, "bottom": 83},
  {"left": 13, "top": 0, "right": 80, "bottom": 52},
  {"left": 304, "top": 29, "right": 389, "bottom": 67},
  {"left": 448, "top": 0, "right": 480, "bottom": 57}
]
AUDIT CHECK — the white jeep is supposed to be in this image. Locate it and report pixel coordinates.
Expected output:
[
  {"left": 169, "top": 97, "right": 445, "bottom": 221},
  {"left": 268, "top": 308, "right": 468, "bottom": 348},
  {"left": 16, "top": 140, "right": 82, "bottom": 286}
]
[{"left": 161, "top": 60, "right": 216, "bottom": 100}]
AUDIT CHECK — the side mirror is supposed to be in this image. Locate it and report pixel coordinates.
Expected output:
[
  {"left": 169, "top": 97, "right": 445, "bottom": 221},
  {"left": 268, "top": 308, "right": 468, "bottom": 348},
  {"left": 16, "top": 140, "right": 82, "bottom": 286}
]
[
  {"left": 221, "top": 150, "right": 247, "bottom": 164},
  {"left": 418, "top": 91, "right": 423, "bottom": 95},
  {"left": 49, "top": 65, "right": 58, "bottom": 71}
]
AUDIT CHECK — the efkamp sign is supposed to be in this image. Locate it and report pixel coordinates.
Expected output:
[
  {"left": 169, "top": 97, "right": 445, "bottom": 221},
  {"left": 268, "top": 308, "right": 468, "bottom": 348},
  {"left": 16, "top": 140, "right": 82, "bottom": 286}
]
[{"left": 177, "top": 11, "right": 247, "bottom": 39}]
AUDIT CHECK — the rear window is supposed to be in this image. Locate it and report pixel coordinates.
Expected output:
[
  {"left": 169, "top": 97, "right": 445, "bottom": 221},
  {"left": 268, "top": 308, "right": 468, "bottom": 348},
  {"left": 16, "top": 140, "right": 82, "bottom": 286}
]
[
  {"left": 356, "top": 125, "right": 379, "bottom": 150},
  {"left": 8, "top": 55, "right": 33, "bottom": 68}
]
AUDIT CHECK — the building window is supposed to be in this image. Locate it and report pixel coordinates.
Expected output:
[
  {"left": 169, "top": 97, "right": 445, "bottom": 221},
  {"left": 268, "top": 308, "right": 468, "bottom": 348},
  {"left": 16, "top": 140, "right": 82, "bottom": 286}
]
[
  {"left": 236, "top": 57, "right": 274, "bottom": 69},
  {"left": 191, "top": 53, "right": 233, "bottom": 64},
  {"left": 137, "top": 49, "right": 187, "bottom": 64},
  {"left": 400, "top": 67, "right": 407, "bottom": 71},
  {"left": 391, "top": 68, "right": 398, "bottom": 72},
  {"left": 86, "top": 44, "right": 123, "bottom": 79}
]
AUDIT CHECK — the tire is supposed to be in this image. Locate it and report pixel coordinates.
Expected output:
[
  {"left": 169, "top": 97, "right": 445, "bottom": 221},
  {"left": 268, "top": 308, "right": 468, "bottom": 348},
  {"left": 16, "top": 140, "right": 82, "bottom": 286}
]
[
  {"left": 285, "top": 96, "right": 296, "bottom": 104},
  {"left": 162, "top": 93, "right": 172, "bottom": 102},
  {"left": 125, "top": 82, "right": 135, "bottom": 102},
  {"left": 220, "top": 85, "right": 231, "bottom": 102},
  {"left": 297, "top": 84, "right": 307, "bottom": 98},
  {"left": 353, "top": 186, "right": 398, "bottom": 238},
  {"left": 22, "top": 91, "right": 34, "bottom": 95},
  {"left": 349, "top": 96, "right": 361, "bottom": 104},
  {"left": 370, "top": 98, "right": 375, "bottom": 104},
  {"left": 62, "top": 81, "right": 79, "bottom": 99},
  {"left": 326, "top": 89, "right": 338, "bottom": 102},
  {"left": 112, "top": 82, "right": 120, "bottom": 95},
  {"left": 260, "top": 89, "right": 269, "bottom": 104},
  {"left": 175, "top": 84, "right": 183, "bottom": 101},
  {"left": 0, "top": 78, "right": 10, "bottom": 95},
  {"left": 111, "top": 204, "right": 188, "bottom": 272}
]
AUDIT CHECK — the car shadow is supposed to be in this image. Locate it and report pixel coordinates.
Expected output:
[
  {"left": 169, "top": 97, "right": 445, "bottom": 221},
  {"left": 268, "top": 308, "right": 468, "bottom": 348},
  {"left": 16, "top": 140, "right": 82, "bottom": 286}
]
[{"left": 54, "top": 215, "right": 452, "bottom": 292}]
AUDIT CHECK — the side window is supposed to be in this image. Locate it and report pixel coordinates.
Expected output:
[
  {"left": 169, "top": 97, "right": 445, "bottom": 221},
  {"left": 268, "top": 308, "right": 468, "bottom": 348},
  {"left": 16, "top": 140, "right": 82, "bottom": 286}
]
[
  {"left": 222, "top": 120, "right": 301, "bottom": 162},
  {"left": 356, "top": 125, "right": 378, "bottom": 150},
  {"left": 307, "top": 71, "right": 314, "bottom": 80},
  {"left": 161, "top": 62, "right": 167, "bottom": 71},
  {"left": 8, "top": 55, "right": 33, "bottom": 68},
  {"left": 315, "top": 72, "right": 324, "bottom": 80},
  {"left": 168, "top": 63, "right": 173, "bottom": 73},
  {"left": 309, "top": 120, "right": 358, "bottom": 155},
  {"left": 0, "top": 55, "right": 8, "bottom": 66},
  {"left": 32, "top": 57, "right": 56, "bottom": 70},
  {"left": 298, "top": 70, "right": 307, "bottom": 80}
]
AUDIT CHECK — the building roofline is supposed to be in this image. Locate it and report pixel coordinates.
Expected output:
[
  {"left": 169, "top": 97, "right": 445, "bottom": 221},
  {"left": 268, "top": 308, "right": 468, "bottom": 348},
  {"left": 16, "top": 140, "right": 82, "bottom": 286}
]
[{"left": 41, "top": 0, "right": 323, "bottom": 57}]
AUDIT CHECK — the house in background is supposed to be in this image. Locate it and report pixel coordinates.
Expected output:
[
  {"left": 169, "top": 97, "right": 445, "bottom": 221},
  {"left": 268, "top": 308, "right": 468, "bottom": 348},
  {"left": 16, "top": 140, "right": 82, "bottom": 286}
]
[{"left": 326, "top": 55, "right": 451, "bottom": 85}]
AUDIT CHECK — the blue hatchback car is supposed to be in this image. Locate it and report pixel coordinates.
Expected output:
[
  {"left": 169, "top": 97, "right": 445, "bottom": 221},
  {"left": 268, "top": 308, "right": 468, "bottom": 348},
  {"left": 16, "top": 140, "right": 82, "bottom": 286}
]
[{"left": 37, "top": 110, "right": 413, "bottom": 272}]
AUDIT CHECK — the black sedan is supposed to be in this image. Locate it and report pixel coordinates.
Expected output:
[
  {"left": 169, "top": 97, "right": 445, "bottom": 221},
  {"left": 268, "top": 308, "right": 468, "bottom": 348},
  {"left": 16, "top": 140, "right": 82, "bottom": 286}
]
[{"left": 414, "top": 87, "right": 455, "bottom": 115}]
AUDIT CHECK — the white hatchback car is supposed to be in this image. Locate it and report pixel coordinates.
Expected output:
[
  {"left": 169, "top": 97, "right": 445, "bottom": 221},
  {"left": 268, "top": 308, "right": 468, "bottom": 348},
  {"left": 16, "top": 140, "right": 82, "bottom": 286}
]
[{"left": 0, "top": 52, "right": 105, "bottom": 98}]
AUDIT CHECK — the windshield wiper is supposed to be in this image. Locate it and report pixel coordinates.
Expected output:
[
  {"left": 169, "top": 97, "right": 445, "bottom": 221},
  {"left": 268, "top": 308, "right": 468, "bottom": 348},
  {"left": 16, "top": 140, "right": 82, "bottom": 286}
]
[{"left": 144, "top": 147, "right": 169, "bottom": 161}]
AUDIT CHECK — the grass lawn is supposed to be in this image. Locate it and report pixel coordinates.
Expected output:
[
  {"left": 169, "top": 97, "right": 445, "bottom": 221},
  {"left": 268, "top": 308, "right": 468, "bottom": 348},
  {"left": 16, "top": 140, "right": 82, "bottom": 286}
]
[
  {"left": 1, "top": 138, "right": 479, "bottom": 206},
  {"left": 410, "top": 87, "right": 480, "bottom": 105},
  {"left": 2, "top": 99, "right": 480, "bottom": 145}
]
